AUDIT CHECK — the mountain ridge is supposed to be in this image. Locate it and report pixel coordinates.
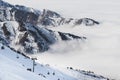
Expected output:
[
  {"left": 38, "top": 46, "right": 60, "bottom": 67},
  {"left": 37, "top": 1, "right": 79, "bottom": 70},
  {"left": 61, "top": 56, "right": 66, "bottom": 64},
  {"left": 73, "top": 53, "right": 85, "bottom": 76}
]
[{"left": 0, "top": 0, "right": 94, "bottom": 53}]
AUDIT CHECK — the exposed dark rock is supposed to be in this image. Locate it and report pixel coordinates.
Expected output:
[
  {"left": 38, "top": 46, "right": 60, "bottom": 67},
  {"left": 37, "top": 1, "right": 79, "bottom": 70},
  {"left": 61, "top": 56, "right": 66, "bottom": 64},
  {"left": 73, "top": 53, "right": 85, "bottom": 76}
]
[
  {"left": 75, "top": 18, "right": 100, "bottom": 26},
  {"left": 2, "top": 23, "right": 11, "bottom": 37},
  {"left": 58, "top": 32, "right": 86, "bottom": 40},
  {"left": 19, "top": 32, "right": 29, "bottom": 46},
  {"left": 18, "top": 21, "right": 27, "bottom": 31},
  {"left": 58, "top": 32, "right": 69, "bottom": 40},
  {"left": 1, "top": 22, "right": 16, "bottom": 39},
  {"left": 74, "top": 19, "right": 82, "bottom": 25},
  {"left": 13, "top": 9, "right": 39, "bottom": 25},
  {"left": 1, "top": 46, "right": 4, "bottom": 49},
  {"left": 42, "top": 9, "right": 61, "bottom": 18}
]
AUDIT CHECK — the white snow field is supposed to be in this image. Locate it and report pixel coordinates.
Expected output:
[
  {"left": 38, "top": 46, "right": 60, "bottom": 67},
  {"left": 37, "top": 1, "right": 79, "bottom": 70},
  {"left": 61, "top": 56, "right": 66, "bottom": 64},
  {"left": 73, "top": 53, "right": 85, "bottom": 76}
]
[
  {"left": 0, "top": 44, "right": 47, "bottom": 80},
  {"left": 3, "top": 0, "right": 120, "bottom": 80}
]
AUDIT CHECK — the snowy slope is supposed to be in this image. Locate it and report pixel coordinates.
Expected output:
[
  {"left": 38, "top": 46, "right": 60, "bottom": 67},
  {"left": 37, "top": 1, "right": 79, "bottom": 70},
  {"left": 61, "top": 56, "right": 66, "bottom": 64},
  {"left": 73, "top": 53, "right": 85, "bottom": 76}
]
[
  {"left": 0, "top": 44, "right": 47, "bottom": 80},
  {"left": 0, "top": 43, "right": 109, "bottom": 80}
]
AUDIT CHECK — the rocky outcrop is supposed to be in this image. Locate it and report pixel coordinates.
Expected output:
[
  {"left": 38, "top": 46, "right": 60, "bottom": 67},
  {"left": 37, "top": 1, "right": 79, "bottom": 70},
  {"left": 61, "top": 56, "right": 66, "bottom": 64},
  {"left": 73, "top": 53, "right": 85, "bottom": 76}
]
[
  {"left": 74, "top": 18, "right": 99, "bottom": 26},
  {"left": 0, "top": 21, "right": 86, "bottom": 54},
  {"left": 58, "top": 32, "right": 86, "bottom": 40},
  {"left": 36, "top": 9, "right": 100, "bottom": 26}
]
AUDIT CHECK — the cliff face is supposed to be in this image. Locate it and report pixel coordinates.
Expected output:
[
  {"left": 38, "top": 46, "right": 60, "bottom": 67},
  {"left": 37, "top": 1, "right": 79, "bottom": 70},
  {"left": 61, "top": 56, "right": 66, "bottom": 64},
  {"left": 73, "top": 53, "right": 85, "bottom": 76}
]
[
  {"left": 0, "top": 20, "right": 86, "bottom": 54},
  {"left": 0, "top": 0, "right": 99, "bottom": 54}
]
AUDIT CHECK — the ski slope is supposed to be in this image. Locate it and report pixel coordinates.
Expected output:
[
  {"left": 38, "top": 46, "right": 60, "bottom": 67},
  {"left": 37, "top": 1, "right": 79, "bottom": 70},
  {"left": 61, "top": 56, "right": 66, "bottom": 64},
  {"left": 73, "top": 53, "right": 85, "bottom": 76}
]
[
  {"left": 0, "top": 44, "right": 47, "bottom": 80},
  {"left": 0, "top": 44, "right": 75, "bottom": 80},
  {"left": 0, "top": 43, "right": 108, "bottom": 80}
]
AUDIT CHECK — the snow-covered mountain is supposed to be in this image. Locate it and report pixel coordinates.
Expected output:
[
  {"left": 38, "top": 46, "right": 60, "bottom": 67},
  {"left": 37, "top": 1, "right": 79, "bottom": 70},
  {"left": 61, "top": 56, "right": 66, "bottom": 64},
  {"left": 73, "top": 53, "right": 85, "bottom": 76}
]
[
  {"left": 0, "top": 0, "right": 100, "bottom": 53},
  {"left": 0, "top": 0, "right": 99, "bottom": 27},
  {"left": 0, "top": 0, "right": 119, "bottom": 80},
  {"left": 0, "top": 0, "right": 109, "bottom": 80}
]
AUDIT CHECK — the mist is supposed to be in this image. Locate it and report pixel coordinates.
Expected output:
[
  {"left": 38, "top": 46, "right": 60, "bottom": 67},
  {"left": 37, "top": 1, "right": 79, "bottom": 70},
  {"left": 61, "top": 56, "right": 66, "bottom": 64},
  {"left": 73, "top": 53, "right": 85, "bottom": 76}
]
[{"left": 32, "top": 24, "right": 120, "bottom": 80}]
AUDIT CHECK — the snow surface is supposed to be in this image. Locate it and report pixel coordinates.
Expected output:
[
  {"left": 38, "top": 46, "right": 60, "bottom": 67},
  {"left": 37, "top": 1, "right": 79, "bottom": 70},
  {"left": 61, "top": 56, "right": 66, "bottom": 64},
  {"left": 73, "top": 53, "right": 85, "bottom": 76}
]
[
  {"left": 0, "top": 43, "right": 107, "bottom": 80},
  {"left": 2, "top": 0, "right": 120, "bottom": 80},
  {"left": 0, "top": 44, "right": 47, "bottom": 80}
]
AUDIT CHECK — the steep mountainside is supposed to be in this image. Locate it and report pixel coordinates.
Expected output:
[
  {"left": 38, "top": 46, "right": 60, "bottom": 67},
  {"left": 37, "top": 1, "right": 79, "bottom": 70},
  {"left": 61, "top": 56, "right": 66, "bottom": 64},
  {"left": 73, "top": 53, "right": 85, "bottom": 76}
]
[{"left": 0, "top": 0, "right": 98, "bottom": 53}]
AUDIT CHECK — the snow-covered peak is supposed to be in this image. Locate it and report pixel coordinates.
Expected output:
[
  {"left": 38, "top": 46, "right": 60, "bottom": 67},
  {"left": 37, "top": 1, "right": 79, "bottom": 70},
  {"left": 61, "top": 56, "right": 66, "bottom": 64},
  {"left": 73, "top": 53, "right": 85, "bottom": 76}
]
[{"left": 0, "top": 0, "right": 99, "bottom": 27}]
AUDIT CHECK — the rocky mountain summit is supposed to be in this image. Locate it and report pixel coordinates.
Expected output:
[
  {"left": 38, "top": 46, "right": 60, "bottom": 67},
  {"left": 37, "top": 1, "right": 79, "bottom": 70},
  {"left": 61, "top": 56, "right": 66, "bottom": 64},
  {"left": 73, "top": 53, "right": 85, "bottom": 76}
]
[{"left": 0, "top": 0, "right": 99, "bottom": 54}]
